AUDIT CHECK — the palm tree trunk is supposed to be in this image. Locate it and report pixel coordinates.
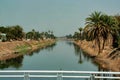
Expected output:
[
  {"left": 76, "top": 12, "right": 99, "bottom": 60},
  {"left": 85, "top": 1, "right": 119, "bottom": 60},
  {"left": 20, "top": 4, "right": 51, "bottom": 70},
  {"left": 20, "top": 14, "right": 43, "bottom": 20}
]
[{"left": 96, "top": 37, "right": 101, "bottom": 54}]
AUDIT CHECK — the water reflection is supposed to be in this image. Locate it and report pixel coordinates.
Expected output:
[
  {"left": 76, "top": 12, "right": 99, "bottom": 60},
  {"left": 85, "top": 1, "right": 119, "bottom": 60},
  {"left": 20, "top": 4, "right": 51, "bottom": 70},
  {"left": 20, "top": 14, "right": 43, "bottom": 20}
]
[
  {"left": 73, "top": 44, "right": 83, "bottom": 64},
  {"left": 72, "top": 42, "right": 106, "bottom": 72},
  {"left": 72, "top": 43, "right": 93, "bottom": 64},
  {"left": 44, "top": 43, "right": 57, "bottom": 52},
  {"left": 26, "top": 43, "right": 56, "bottom": 56},
  {"left": 0, "top": 56, "right": 23, "bottom": 69},
  {"left": 67, "top": 41, "right": 100, "bottom": 70},
  {"left": 0, "top": 43, "right": 56, "bottom": 70}
]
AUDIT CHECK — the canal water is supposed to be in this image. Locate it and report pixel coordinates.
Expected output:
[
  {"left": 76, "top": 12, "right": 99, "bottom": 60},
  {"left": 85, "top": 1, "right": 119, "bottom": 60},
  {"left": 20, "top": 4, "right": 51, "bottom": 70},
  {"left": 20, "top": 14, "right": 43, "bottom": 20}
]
[{"left": 0, "top": 40, "right": 99, "bottom": 80}]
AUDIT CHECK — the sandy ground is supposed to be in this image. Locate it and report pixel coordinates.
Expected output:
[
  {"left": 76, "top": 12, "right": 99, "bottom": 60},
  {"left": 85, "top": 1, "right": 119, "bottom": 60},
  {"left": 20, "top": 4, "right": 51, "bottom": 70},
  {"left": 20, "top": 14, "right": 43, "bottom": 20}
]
[
  {"left": 0, "top": 39, "right": 55, "bottom": 61},
  {"left": 75, "top": 40, "right": 120, "bottom": 72}
]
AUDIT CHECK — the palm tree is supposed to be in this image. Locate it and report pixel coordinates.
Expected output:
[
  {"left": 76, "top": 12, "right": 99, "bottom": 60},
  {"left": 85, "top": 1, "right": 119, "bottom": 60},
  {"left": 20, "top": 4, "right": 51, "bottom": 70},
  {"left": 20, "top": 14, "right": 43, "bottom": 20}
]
[
  {"left": 114, "top": 15, "right": 120, "bottom": 46},
  {"left": 85, "top": 11, "right": 118, "bottom": 54},
  {"left": 73, "top": 32, "right": 80, "bottom": 40},
  {"left": 79, "top": 27, "right": 83, "bottom": 40}
]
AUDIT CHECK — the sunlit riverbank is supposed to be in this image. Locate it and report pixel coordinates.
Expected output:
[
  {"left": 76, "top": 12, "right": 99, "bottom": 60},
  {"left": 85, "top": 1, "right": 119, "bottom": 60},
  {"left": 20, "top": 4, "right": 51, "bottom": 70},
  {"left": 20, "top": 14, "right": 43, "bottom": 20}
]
[
  {"left": 0, "top": 39, "right": 56, "bottom": 61},
  {"left": 74, "top": 40, "right": 120, "bottom": 72}
]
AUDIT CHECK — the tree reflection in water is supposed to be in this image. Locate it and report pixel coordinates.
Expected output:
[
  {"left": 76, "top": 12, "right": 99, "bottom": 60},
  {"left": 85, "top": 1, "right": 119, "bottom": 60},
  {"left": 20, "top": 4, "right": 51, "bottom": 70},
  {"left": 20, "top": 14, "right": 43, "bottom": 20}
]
[
  {"left": 72, "top": 43, "right": 92, "bottom": 64},
  {"left": 0, "top": 56, "right": 23, "bottom": 69},
  {"left": 44, "top": 43, "right": 57, "bottom": 52},
  {"left": 66, "top": 41, "right": 100, "bottom": 67},
  {"left": 71, "top": 42, "right": 106, "bottom": 72},
  {"left": 66, "top": 41, "right": 84, "bottom": 64},
  {"left": 73, "top": 44, "right": 83, "bottom": 64},
  {"left": 0, "top": 43, "right": 56, "bottom": 70},
  {"left": 26, "top": 43, "right": 56, "bottom": 56}
]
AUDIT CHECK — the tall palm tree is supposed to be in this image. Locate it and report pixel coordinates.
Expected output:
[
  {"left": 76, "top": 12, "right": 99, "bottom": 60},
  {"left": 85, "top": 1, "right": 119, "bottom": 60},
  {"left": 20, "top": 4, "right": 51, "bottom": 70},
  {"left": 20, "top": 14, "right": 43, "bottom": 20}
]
[
  {"left": 85, "top": 11, "right": 118, "bottom": 54},
  {"left": 102, "top": 15, "right": 119, "bottom": 48}
]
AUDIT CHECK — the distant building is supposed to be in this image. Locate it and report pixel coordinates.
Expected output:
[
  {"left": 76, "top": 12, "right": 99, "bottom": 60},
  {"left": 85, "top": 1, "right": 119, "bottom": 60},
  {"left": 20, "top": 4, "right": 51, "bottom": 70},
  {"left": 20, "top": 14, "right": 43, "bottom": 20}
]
[{"left": 0, "top": 33, "right": 7, "bottom": 42}]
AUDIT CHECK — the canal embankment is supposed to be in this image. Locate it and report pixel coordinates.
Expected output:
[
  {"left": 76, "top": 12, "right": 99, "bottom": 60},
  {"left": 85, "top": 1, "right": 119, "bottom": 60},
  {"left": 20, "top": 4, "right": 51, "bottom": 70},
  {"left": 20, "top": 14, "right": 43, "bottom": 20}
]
[
  {"left": 0, "top": 39, "right": 56, "bottom": 61},
  {"left": 74, "top": 40, "right": 120, "bottom": 72}
]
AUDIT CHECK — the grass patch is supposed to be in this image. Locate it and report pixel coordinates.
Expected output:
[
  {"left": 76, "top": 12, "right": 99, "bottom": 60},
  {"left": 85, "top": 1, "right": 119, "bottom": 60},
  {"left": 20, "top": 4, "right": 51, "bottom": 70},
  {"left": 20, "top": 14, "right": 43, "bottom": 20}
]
[
  {"left": 14, "top": 40, "right": 56, "bottom": 54},
  {"left": 15, "top": 44, "right": 31, "bottom": 54}
]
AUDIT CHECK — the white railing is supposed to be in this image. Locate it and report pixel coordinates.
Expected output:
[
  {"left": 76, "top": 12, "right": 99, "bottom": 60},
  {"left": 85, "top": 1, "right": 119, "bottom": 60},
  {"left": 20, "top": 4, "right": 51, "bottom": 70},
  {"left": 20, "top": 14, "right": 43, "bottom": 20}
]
[{"left": 0, "top": 70, "right": 120, "bottom": 80}]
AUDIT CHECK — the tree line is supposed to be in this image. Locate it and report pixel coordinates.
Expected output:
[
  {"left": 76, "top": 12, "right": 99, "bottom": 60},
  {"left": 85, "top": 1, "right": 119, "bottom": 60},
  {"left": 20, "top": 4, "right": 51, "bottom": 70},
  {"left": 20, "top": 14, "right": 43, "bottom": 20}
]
[
  {"left": 0, "top": 25, "right": 56, "bottom": 41},
  {"left": 66, "top": 11, "right": 120, "bottom": 53}
]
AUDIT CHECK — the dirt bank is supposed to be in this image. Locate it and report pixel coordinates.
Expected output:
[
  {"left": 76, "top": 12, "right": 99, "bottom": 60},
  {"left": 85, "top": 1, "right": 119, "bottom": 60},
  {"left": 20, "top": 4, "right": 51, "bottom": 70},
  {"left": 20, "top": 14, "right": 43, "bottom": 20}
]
[
  {"left": 75, "top": 40, "right": 120, "bottom": 72},
  {"left": 0, "top": 39, "right": 56, "bottom": 61}
]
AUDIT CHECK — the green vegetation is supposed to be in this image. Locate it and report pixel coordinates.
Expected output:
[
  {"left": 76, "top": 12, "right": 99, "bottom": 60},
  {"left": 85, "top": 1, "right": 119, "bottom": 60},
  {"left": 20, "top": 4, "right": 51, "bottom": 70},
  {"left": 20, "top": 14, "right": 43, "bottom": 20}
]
[
  {"left": 67, "top": 11, "right": 120, "bottom": 54},
  {"left": 0, "top": 25, "right": 56, "bottom": 42},
  {"left": 0, "top": 25, "right": 24, "bottom": 41},
  {"left": 14, "top": 40, "right": 56, "bottom": 54},
  {"left": 85, "top": 11, "right": 118, "bottom": 53},
  {"left": 15, "top": 44, "right": 30, "bottom": 54},
  {"left": 26, "top": 29, "right": 56, "bottom": 40}
]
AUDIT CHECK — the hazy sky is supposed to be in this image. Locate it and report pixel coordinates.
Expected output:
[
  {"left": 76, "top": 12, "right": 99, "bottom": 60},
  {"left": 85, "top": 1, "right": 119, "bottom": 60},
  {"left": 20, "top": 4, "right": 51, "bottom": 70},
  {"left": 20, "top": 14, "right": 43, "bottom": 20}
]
[{"left": 0, "top": 0, "right": 120, "bottom": 36}]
